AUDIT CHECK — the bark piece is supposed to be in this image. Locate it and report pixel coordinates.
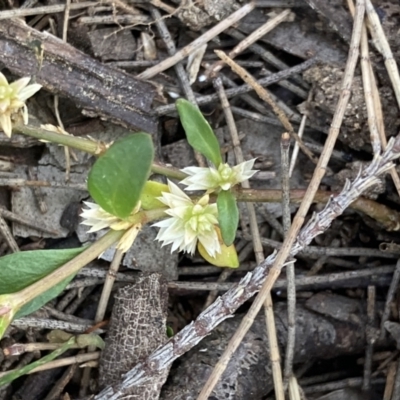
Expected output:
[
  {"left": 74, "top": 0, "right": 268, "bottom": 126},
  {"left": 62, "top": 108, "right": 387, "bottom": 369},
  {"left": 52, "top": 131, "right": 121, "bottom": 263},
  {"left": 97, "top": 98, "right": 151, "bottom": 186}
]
[
  {"left": 88, "top": 28, "right": 136, "bottom": 61},
  {"left": 99, "top": 274, "right": 169, "bottom": 399},
  {"left": 303, "top": 64, "right": 399, "bottom": 150},
  {"left": 0, "top": 19, "right": 157, "bottom": 134}
]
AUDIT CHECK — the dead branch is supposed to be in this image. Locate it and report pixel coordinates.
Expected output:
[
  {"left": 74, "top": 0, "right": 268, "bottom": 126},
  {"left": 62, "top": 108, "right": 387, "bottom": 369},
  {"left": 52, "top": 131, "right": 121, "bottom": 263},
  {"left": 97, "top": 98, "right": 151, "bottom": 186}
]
[{"left": 0, "top": 19, "right": 157, "bottom": 134}]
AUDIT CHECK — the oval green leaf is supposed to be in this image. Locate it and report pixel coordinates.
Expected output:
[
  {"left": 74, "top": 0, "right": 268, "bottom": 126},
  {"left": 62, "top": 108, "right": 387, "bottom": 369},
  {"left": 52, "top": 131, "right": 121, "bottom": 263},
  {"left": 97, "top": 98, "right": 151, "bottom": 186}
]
[
  {"left": 88, "top": 133, "right": 154, "bottom": 219},
  {"left": 217, "top": 190, "right": 238, "bottom": 246},
  {"left": 176, "top": 99, "right": 222, "bottom": 167},
  {"left": 0, "top": 248, "right": 84, "bottom": 318},
  {"left": 140, "top": 181, "right": 169, "bottom": 210},
  {"left": 198, "top": 227, "right": 239, "bottom": 268}
]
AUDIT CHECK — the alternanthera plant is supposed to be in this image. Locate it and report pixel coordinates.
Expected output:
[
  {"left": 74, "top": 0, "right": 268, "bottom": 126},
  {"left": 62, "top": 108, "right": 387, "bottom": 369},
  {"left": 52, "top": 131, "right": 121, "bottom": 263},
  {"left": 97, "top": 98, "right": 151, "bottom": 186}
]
[{"left": 0, "top": 82, "right": 253, "bottom": 338}]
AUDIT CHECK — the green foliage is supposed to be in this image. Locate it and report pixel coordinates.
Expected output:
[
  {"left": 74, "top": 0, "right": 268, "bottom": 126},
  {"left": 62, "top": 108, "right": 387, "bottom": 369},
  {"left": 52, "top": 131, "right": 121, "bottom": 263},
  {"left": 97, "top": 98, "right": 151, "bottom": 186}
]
[
  {"left": 176, "top": 99, "right": 222, "bottom": 167},
  {"left": 0, "top": 248, "right": 84, "bottom": 318},
  {"left": 217, "top": 190, "right": 239, "bottom": 246},
  {"left": 88, "top": 133, "right": 154, "bottom": 219},
  {"left": 140, "top": 181, "right": 169, "bottom": 210}
]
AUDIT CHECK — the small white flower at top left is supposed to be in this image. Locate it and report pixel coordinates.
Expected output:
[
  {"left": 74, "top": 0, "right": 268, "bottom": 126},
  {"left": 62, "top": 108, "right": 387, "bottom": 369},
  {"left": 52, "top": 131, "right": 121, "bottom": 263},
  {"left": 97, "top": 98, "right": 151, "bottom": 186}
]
[
  {"left": 0, "top": 73, "right": 42, "bottom": 138},
  {"left": 80, "top": 201, "right": 141, "bottom": 253}
]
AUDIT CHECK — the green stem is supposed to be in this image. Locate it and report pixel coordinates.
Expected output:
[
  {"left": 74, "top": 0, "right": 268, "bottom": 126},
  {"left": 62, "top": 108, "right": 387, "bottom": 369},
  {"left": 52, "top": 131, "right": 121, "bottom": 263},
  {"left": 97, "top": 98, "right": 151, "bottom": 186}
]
[
  {"left": 14, "top": 125, "right": 187, "bottom": 180},
  {"left": 151, "top": 162, "right": 187, "bottom": 180},
  {"left": 16, "top": 229, "right": 123, "bottom": 309},
  {"left": 12, "top": 208, "right": 167, "bottom": 311},
  {"left": 14, "top": 124, "right": 101, "bottom": 154}
]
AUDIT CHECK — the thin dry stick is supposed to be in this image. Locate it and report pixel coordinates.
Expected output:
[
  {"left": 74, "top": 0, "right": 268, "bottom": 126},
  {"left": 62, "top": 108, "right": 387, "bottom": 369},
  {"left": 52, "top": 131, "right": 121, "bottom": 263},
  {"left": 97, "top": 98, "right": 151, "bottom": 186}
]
[
  {"left": 155, "top": 57, "right": 316, "bottom": 115},
  {"left": 0, "top": 1, "right": 97, "bottom": 18},
  {"left": 214, "top": 50, "right": 318, "bottom": 166},
  {"left": 54, "top": 9, "right": 72, "bottom": 182},
  {"left": 28, "top": 167, "right": 48, "bottom": 214},
  {"left": 225, "top": 27, "right": 307, "bottom": 88},
  {"left": 379, "top": 259, "right": 400, "bottom": 341},
  {"left": 138, "top": 2, "right": 256, "bottom": 80},
  {"left": 0, "top": 215, "right": 19, "bottom": 253},
  {"left": 288, "top": 102, "right": 308, "bottom": 177},
  {"left": 80, "top": 249, "right": 125, "bottom": 396},
  {"left": 212, "top": 76, "right": 285, "bottom": 400},
  {"left": 0, "top": 352, "right": 100, "bottom": 378},
  {"left": 44, "top": 363, "right": 78, "bottom": 400},
  {"left": 364, "top": 0, "right": 400, "bottom": 195},
  {"left": 150, "top": 6, "right": 195, "bottom": 103},
  {"left": 205, "top": 9, "right": 293, "bottom": 78},
  {"left": 383, "top": 361, "right": 397, "bottom": 400},
  {"left": 94, "top": 135, "right": 400, "bottom": 400},
  {"left": 62, "top": 0, "right": 71, "bottom": 42},
  {"left": 393, "top": 359, "right": 400, "bottom": 400},
  {"left": 281, "top": 132, "right": 296, "bottom": 388},
  {"left": 150, "top": 6, "right": 205, "bottom": 167},
  {"left": 199, "top": 3, "right": 365, "bottom": 397},
  {"left": 362, "top": 285, "right": 376, "bottom": 391},
  {"left": 352, "top": 2, "right": 381, "bottom": 154}
]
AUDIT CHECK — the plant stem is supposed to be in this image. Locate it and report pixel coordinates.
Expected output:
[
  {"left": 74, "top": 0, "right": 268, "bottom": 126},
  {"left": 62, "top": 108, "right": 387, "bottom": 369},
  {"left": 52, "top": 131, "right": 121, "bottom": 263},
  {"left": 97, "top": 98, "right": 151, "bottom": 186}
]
[
  {"left": 15, "top": 125, "right": 188, "bottom": 180},
  {"left": 15, "top": 229, "right": 124, "bottom": 310},
  {"left": 8, "top": 207, "right": 167, "bottom": 312},
  {"left": 14, "top": 124, "right": 101, "bottom": 154}
]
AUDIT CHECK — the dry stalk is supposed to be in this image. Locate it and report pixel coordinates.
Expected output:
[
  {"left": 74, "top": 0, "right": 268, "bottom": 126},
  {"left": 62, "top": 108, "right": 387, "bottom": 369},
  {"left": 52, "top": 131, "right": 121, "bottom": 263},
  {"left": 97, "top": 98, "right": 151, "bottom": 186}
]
[
  {"left": 199, "top": 1, "right": 365, "bottom": 396},
  {"left": 0, "top": 215, "right": 19, "bottom": 253},
  {"left": 93, "top": 133, "right": 400, "bottom": 400},
  {"left": 215, "top": 50, "right": 318, "bottom": 167},
  {"left": 362, "top": 285, "right": 376, "bottom": 391},
  {"left": 289, "top": 91, "right": 311, "bottom": 177},
  {"left": 213, "top": 76, "right": 284, "bottom": 400},
  {"left": 138, "top": 2, "right": 256, "bottom": 80},
  {"left": 281, "top": 132, "right": 296, "bottom": 388},
  {"left": 379, "top": 260, "right": 400, "bottom": 341},
  {"left": 205, "top": 9, "right": 293, "bottom": 79}
]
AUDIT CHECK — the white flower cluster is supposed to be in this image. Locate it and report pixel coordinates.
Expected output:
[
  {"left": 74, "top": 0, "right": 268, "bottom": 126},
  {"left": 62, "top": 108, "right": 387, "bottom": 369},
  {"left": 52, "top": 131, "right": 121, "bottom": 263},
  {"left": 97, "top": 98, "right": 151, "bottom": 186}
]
[
  {"left": 152, "top": 159, "right": 257, "bottom": 257},
  {"left": 0, "top": 73, "right": 41, "bottom": 137},
  {"left": 80, "top": 159, "right": 257, "bottom": 256}
]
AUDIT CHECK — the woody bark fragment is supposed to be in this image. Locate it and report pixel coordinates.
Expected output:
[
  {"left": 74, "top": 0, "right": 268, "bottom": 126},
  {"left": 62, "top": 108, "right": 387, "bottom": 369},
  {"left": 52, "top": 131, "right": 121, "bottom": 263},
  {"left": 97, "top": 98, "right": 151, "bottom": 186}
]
[
  {"left": 99, "top": 274, "right": 169, "bottom": 400},
  {"left": 0, "top": 19, "right": 157, "bottom": 134}
]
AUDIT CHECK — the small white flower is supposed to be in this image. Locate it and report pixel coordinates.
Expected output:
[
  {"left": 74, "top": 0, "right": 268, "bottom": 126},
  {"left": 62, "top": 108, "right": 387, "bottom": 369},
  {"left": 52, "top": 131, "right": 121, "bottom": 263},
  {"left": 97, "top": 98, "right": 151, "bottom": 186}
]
[
  {"left": 80, "top": 201, "right": 141, "bottom": 253},
  {"left": 153, "top": 180, "right": 221, "bottom": 257},
  {"left": 0, "top": 73, "right": 42, "bottom": 138},
  {"left": 181, "top": 159, "right": 257, "bottom": 192}
]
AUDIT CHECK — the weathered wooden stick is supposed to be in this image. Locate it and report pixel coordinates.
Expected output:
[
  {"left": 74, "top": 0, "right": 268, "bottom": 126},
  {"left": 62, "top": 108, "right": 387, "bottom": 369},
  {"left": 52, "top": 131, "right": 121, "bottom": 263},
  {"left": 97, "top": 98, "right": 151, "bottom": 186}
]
[{"left": 0, "top": 19, "right": 157, "bottom": 134}]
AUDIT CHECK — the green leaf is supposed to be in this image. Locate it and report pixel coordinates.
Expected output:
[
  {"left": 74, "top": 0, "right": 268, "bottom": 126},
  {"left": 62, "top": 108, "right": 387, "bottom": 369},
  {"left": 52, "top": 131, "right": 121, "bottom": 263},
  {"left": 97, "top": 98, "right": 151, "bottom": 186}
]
[
  {"left": 88, "top": 133, "right": 154, "bottom": 219},
  {"left": 217, "top": 190, "right": 238, "bottom": 246},
  {"left": 16, "top": 275, "right": 75, "bottom": 318},
  {"left": 140, "top": 181, "right": 169, "bottom": 210},
  {"left": 0, "top": 248, "right": 84, "bottom": 318},
  {"left": 176, "top": 99, "right": 222, "bottom": 167},
  {"left": 198, "top": 226, "right": 239, "bottom": 268}
]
